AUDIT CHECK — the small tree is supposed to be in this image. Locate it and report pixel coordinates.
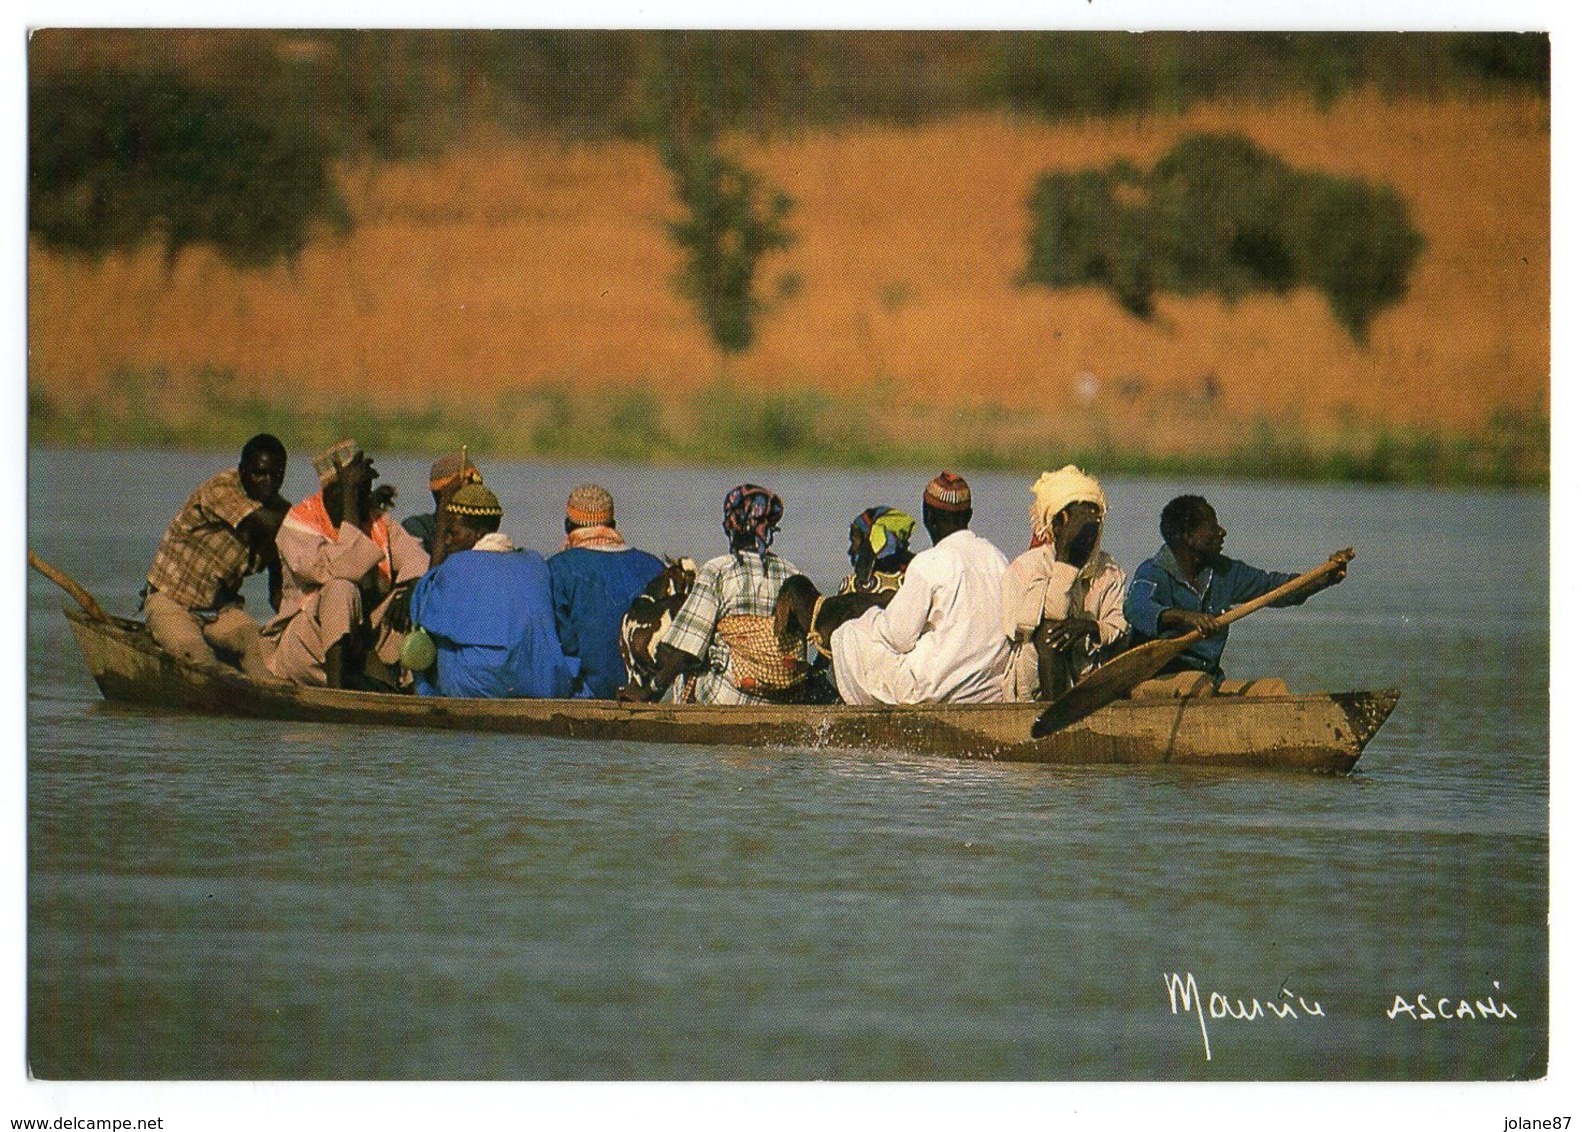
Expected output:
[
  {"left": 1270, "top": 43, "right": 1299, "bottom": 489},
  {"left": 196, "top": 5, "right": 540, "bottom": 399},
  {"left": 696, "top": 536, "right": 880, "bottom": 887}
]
[
  {"left": 649, "top": 32, "right": 796, "bottom": 356},
  {"left": 661, "top": 143, "right": 795, "bottom": 354}
]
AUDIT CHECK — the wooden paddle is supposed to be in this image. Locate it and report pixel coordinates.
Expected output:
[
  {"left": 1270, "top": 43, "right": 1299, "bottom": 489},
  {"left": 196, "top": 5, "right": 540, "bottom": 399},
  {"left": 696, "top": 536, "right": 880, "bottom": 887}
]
[
  {"left": 28, "top": 549, "right": 112, "bottom": 623},
  {"left": 1030, "top": 548, "right": 1354, "bottom": 738}
]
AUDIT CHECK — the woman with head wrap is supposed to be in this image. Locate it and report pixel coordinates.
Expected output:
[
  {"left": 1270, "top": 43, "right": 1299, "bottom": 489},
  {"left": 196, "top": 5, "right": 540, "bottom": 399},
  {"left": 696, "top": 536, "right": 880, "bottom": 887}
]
[
  {"left": 1000, "top": 465, "right": 1131, "bottom": 702},
  {"left": 623, "top": 484, "right": 805, "bottom": 704},
  {"left": 837, "top": 506, "right": 917, "bottom": 597}
]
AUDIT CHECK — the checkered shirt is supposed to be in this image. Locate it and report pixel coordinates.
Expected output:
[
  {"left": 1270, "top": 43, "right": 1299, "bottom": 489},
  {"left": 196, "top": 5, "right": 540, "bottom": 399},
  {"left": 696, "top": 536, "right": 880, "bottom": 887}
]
[
  {"left": 659, "top": 550, "right": 802, "bottom": 705},
  {"left": 145, "top": 468, "right": 263, "bottom": 611}
]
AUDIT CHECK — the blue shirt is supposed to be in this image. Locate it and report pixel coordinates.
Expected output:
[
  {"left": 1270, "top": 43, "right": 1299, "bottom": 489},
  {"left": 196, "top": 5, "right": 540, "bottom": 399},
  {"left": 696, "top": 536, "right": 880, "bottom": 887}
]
[
  {"left": 410, "top": 547, "right": 576, "bottom": 698},
  {"left": 1123, "top": 545, "right": 1307, "bottom": 678},
  {"left": 547, "top": 545, "right": 666, "bottom": 698}
]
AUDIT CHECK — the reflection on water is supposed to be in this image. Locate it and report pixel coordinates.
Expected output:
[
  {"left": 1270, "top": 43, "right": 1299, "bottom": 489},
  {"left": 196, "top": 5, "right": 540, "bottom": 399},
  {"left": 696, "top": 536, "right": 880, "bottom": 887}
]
[{"left": 27, "top": 451, "right": 1547, "bottom": 1079}]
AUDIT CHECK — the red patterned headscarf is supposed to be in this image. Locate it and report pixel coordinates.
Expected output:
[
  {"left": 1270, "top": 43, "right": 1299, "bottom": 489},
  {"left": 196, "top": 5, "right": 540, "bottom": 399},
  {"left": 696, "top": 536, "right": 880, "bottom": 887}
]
[{"left": 723, "top": 484, "right": 784, "bottom": 558}]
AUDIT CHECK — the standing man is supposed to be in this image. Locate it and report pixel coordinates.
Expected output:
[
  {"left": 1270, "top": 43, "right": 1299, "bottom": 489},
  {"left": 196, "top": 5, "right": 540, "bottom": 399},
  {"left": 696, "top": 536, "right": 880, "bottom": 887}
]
[
  {"left": 1123, "top": 494, "right": 1348, "bottom": 689},
  {"left": 831, "top": 471, "right": 1011, "bottom": 705},
  {"left": 406, "top": 483, "right": 576, "bottom": 699},
  {"left": 264, "top": 440, "right": 429, "bottom": 689},
  {"left": 142, "top": 433, "right": 289, "bottom": 678},
  {"left": 547, "top": 484, "right": 665, "bottom": 699}
]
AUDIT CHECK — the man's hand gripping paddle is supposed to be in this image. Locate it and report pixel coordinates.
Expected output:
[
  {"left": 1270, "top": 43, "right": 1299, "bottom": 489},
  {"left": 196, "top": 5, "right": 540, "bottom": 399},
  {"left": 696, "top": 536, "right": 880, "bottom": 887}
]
[{"left": 1030, "top": 549, "right": 1353, "bottom": 739}]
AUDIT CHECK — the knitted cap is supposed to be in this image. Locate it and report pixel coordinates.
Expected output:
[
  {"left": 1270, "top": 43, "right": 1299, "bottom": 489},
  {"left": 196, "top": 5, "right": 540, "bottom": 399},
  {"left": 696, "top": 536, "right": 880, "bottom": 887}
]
[
  {"left": 566, "top": 484, "right": 616, "bottom": 527},
  {"left": 312, "top": 439, "right": 358, "bottom": 485},
  {"left": 923, "top": 471, "right": 972, "bottom": 512},
  {"left": 429, "top": 451, "right": 483, "bottom": 492},
  {"left": 445, "top": 483, "right": 503, "bottom": 519}
]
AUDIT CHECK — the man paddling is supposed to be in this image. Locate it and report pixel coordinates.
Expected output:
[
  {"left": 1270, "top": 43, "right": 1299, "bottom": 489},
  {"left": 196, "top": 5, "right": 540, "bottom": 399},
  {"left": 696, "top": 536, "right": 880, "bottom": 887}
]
[{"left": 1123, "top": 495, "right": 1348, "bottom": 692}]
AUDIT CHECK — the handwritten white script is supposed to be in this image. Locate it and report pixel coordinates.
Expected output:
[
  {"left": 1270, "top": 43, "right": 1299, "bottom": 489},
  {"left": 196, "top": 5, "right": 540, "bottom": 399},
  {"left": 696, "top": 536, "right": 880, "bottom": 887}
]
[{"left": 1163, "top": 971, "right": 1325, "bottom": 1062}]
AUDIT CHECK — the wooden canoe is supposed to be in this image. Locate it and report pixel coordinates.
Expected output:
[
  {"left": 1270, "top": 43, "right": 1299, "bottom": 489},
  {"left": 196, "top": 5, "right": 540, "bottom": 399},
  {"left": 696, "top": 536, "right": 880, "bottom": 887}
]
[{"left": 57, "top": 605, "right": 1398, "bottom": 773}]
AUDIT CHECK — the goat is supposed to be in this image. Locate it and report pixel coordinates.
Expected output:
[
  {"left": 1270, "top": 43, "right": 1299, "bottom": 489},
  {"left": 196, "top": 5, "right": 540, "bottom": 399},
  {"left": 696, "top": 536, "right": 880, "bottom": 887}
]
[
  {"left": 773, "top": 574, "right": 893, "bottom": 660},
  {"left": 618, "top": 557, "right": 697, "bottom": 694}
]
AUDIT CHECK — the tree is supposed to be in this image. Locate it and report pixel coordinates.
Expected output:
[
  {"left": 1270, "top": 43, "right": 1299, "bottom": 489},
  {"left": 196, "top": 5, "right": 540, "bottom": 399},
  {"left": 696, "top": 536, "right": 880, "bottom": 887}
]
[{"left": 648, "top": 33, "right": 796, "bottom": 356}]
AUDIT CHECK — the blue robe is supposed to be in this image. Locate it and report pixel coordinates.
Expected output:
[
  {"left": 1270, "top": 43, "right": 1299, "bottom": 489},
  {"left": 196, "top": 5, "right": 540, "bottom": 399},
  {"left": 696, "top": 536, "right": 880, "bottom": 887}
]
[
  {"left": 410, "top": 547, "right": 576, "bottom": 698},
  {"left": 1123, "top": 545, "right": 1308, "bottom": 679},
  {"left": 547, "top": 545, "right": 665, "bottom": 698}
]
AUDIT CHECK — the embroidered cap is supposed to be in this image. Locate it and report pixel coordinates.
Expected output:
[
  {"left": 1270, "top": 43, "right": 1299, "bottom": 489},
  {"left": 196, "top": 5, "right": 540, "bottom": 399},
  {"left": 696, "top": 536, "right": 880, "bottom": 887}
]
[
  {"left": 566, "top": 484, "right": 616, "bottom": 527},
  {"left": 923, "top": 471, "right": 972, "bottom": 513},
  {"left": 429, "top": 451, "right": 483, "bottom": 492},
  {"left": 312, "top": 439, "right": 359, "bottom": 486},
  {"left": 445, "top": 483, "right": 503, "bottom": 519}
]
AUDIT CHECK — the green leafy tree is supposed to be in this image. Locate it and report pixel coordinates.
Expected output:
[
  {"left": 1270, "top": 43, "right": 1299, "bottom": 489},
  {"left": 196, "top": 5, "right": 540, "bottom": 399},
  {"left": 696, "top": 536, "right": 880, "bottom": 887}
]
[
  {"left": 648, "top": 32, "right": 796, "bottom": 355},
  {"left": 1023, "top": 132, "right": 1425, "bottom": 341},
  {"left": 29, "top": 67, "right": 349, "bottom": 267}
]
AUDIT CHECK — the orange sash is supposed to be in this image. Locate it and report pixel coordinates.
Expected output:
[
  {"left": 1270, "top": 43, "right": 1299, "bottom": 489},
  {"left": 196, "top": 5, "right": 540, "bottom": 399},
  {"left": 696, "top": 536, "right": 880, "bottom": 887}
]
[{"left": 290, "top": 491, "right": 392, "bottom": 579}]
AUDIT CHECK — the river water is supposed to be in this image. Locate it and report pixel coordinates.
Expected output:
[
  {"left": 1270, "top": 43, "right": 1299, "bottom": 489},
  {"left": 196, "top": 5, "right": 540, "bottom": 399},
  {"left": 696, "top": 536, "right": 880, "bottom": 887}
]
[{"left": 24, "top": 449, "right": 1549, "bottom": 1087}]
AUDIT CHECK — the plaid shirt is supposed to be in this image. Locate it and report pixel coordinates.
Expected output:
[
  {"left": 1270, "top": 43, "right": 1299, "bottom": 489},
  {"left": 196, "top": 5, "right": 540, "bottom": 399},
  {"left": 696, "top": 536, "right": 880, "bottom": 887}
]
[
  {"left": 145, "top": 468, "right": 263, "bottom": 612},
  {"left": 659, "top": 550, "right": 801, "bottom": 704}
]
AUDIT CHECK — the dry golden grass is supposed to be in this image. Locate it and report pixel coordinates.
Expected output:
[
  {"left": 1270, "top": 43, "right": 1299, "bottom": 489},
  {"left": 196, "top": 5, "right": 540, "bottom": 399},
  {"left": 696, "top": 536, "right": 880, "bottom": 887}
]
[{"left": 28, "top": 93, "right": 1548, "bottom": 441}]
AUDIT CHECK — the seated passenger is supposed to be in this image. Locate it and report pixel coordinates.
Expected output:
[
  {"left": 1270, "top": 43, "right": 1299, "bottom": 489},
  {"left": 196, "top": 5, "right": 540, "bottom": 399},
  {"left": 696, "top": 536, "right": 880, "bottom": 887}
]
[
  {"left": 831, "top": 472, "right": 1011, "bottom": 705},
  {"left": 265, "top": 441, "right": 429, "bottom": 689},
  {"left": 622, "top": 484, "right": 804, "bottom": 704},
  {"left": 547, "top": 484, "right": 666, "bottom": 699},
  {"left": 1001, "top": 466, "right": 1129, "bottom": 701},
  {"left": 407, "top": 484, "right": 576, "bottom": 699},
  {"left": 142, "top": 433, "right": 289, "bottom": 679},
  {"left": 1124, "top": 494, "right": 1348, "bottom": 692},
  {"left": 402, "top": 450, "right": 485, "bottom": 565},
  {"left": 836, "top": 506, "right": 916, "bottom": 597}
]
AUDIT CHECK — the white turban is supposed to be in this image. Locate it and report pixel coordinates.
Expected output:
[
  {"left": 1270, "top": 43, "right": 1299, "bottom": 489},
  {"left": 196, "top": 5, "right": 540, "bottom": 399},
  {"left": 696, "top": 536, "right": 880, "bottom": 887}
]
[{"left": 1029, "top": 465, "right": 1107, "bottom": 541}]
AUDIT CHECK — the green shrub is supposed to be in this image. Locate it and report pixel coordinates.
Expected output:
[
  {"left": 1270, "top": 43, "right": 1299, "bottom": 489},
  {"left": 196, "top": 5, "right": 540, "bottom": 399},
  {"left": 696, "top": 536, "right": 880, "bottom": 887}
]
[
  {"left": 1023, "top": 132, "right": 1425, "bottom": 341},
  {"left": 649, "top": 33, "right": 797, "bottom": 356},
  {"left": 29, "top": 67, "right": 350, "bottom": 267},
  {"left": 662, "top": 146, "right": 795, "bottom": 354}
]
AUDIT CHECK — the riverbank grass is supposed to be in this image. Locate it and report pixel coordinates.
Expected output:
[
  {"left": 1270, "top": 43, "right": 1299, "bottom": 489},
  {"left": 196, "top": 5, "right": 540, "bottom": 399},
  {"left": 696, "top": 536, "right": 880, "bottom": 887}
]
[{"left": 28, "top": 368, "right": 1547, "bottom": 488}]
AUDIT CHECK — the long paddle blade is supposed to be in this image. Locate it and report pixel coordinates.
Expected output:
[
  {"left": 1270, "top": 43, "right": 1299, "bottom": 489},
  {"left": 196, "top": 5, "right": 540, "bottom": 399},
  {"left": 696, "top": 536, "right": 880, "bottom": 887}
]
[
  {"left": 1030, "top": 635, "right": 1199, "bottom": 736},
  {"left": 1030, "top": 549, "right": 1353, "bottom": 739}
]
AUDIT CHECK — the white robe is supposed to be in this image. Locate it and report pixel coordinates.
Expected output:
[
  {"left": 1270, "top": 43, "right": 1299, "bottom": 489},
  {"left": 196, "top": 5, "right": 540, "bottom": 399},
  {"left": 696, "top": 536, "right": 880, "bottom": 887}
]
[
  {"left": 1000, "top": 545, "right": 1128, "bottom": 702},
  {"left": 831, "top": 528, "right": 1011, "bottom": 705}
]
